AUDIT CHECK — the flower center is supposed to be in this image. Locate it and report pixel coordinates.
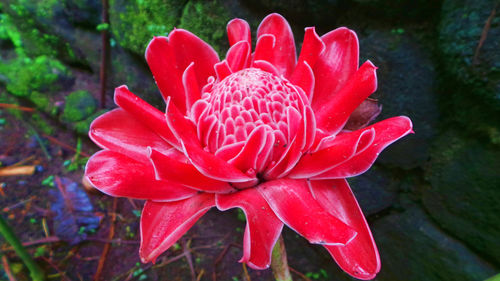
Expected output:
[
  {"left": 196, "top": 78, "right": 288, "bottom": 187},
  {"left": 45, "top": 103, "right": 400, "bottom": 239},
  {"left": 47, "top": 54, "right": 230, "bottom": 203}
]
[{"left": 190, "top": 68, "right": 306, "bottom": 174}]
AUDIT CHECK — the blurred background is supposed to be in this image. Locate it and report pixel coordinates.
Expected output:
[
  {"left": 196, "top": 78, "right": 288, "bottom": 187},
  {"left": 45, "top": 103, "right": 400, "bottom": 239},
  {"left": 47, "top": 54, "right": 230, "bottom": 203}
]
[{"left": 0, "top": 0, "right": 499, "bottom": 280}]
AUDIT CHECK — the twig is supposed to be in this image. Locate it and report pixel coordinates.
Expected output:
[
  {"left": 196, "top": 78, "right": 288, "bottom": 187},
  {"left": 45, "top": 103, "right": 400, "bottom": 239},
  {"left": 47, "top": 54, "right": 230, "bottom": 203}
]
[
  {"left": 127, "top": 198, "right": 139, "bottom": 210},
  {"left": 40, "top": 256, "right": 72, "bottom": 281},
  {"left": 10, "top": 155, "right": 35, "bottom": 167},
  {"left": 183, "top": 239, "right": 196, "bottom": 281},
  {"left": 242, "top": 263, "right": 251, "bottom": 281},
  {"left": 0, "top": 236, "right": 60, "bottom": 252},
  {"left": 212, "top": 243, "right": 241, "bottom": 281},
  {"left": 2, "top": 196, "right": 36, "bottom": 212},
  {"left": 0, "top": 103, "right": 35, "bottom": 112},
  {"left": 93, "top": 198, "right": 117, "bottom": 281},
  {"left": 1, "top": 255, "right": 17, "bottom": 281},
  {"left": 0, "top": 165, "right": 36, "bottom": 177},
  {"left": 27, "top": 125, "right": 51, "bottom": 160},
  {"left": 86, "top": 237, "right": 139, "bottom": 245},
  {"left": 289, "top": 266, "right": 312, "bottom": 281},
  {"left": 196, "top": 269, "right": 205, "bottom": 281},
  {"left": 99, "top": 0, "right": 110, "bottom": 108},
  {"left": 42, "top": 134, "right": 90, "bottom": 157},
  {"left": 473, "top": 3, "right": 497, "bottom": 65}
]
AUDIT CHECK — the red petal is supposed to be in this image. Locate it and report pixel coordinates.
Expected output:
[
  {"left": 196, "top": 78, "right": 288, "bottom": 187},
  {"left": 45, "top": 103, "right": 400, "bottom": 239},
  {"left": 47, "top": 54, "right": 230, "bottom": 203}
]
[
  {"left": 89, "top": 108, "right": 172, "bottom": 163},
  {"left": 257, "top": 179, "right": 357, "bottom": 245},
  {"left": 256, "top": 13, "right": 296, "bottom": 78},
  {"left": 214, "top": 60, "right": 233, "bottom": 81},
  {"left": 253, "top": 34, "right": 276, "bottom": 65},
  {"left": 290, "top": 60, "right": 315, "bottom": 102},
  {"left": 149, "top": 148, "right": 235, "bottom": 193},
  {"left": 216, "top": 189, "right": 283, "bottom": 269},
  {"left": 313, "top": 116, "right": 413, "bottom": 179},
  {"left": 165, "top": 97, "right": 255, "bottom": 183},
  {"left": 309, "top": 179, "right": 380, "bottom": 280},
  {"left": 289, "top": 128, "right": 375, "bottom": 179},
  {"left": 145, "top": 36, "right": 186, "bottom": 112},
  {"left": 85, "top": 150, "right": 197, "bottom": 201},
  {"left": 140, "top": 194, "right": 215, "bottom": 263},
  {"left": 226, "top": 41, "right": 250, "bottom": 72},
  {"left": 298, "top": 27, "right": 325, "bottom": 66},
  {"left": 229, "top": 126, "right": 268, "bottom": 173},
  {"left": 312, "top": 27, "right": 359, "bottom": 111},
  {"left": 253, "top": 60, "right": 279, "bottom": 76},
  {"left": 145, "top": 30, "right": 219, "bottom": 113},
  {"left": 114, "top": 86, "right": 180, "bottom": 149},
  {"left": 168, "top": 29, "right": 219, "bottom": 92},
  {"left": 265, "top": 103, "right": 315, "bottom": 179},
  {"left": 315, "top": 61, "right": 378, "bottom": 135},
  {"left": 227, "top": 18, "right": 251, "bottom": 46},
  {"left": 182, "top": 62, "right": 201, "bottom": 113}
]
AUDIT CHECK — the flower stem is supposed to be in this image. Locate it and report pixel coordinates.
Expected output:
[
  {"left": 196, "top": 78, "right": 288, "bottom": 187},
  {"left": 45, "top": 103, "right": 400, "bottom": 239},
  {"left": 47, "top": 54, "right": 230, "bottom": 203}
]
[
  {"left": 0, "top": 215, "right": 45, "bottom": 281},
  {"left": 271, "top": 235, "right": 293, "bottom": 281}
]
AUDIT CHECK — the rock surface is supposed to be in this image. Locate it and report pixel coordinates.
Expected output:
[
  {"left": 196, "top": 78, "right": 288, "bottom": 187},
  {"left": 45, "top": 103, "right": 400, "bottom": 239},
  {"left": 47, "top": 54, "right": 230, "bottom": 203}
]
[
  {"left": 424, "top": 131, "right": 500, "bottom": 264},
  {"left": 347, "top": 167, "right": 398, "bottom": 216},
  {"left": 358, "top": 28, "right": 439, "bottom": 169},
  {"left": 438, "top": 0, "right": 500, "bottom": 141},
  {"left": 372, "top": 205, "right": 496, "bottom": 281}
]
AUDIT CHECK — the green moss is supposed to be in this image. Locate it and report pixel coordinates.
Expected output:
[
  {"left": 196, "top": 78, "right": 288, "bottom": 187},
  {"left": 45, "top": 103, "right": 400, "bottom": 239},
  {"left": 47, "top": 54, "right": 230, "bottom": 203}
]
[
  {"left": 109, "top": 0, "right": 185, "bottom": 55},
  {"left": 0, "top": 56, "right": 69, "bottom": 98},
  {"left": 30, "top": 91, "right": 51, "bottom": 112},
  {"left": 0, "top": 55, "right": 70, "bottom": 117},
  {"left": 179, "top": 0, "right": 230, "bottom": 55},
  {"left": 2, "top": 1, "right": 77, "bottom": 62},
  {"left": 0, "top": 13, "right": 23, "bottom": 55},
  {"left": 30, "top": 113, "right": 54, "bottom": 135},
  {"left": 61, "top": 90, "right": 97, "bottom": 123},
  {"left": 73, "top": 109, "right": 107, "bottom": 135}
]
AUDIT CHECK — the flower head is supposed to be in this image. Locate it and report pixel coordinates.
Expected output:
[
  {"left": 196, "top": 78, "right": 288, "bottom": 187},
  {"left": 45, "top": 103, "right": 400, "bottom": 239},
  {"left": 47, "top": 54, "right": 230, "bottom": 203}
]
[{"left": 85, "top": 13, "right": 412, "bottom": 280}]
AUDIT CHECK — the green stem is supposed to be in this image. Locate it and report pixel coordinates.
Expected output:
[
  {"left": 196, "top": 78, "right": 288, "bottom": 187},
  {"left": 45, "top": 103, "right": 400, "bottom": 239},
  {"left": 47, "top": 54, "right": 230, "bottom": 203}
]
[
  {"left": 271, "top": 235, "right": 293, "bottom": 281},
  {"left": 0, "top": 215, "right": 45, "bottom": 281}
]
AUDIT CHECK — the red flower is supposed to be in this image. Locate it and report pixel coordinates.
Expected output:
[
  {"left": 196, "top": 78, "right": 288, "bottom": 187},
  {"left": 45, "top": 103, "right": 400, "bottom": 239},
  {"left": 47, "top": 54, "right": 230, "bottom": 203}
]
[{"left": 85, "top": 13, "right": 412, "bottom": 280}]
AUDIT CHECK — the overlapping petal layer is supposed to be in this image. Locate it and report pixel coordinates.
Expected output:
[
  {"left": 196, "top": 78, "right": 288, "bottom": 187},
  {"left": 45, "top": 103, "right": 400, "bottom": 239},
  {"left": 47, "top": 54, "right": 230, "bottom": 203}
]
[
  {"left": 216, "top": 188, "right": 283, "bottom": 269},
  {"left": 140, "top": 194, "right": 215, "bottom": 263},
  {"left": 85, "top": 12, "right": 413, "bottom": 280},
  {"left": 309, "top": 179, "right": 380, "bottom": 280},
  {"left": 85, "top": 150, "right": 197, "bottom": 201},
  {"left": 257, "top": 179, "right": 357, "bottom": 246}
]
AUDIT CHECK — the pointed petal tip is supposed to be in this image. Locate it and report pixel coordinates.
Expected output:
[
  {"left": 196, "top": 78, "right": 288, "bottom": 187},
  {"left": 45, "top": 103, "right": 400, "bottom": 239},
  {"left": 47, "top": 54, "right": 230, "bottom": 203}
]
[
  {"left": 113, "top": 85, "right": 129, "bottom": 104},
  {"left": 144, "top": 36, "right": 168, "bottom": 58}
]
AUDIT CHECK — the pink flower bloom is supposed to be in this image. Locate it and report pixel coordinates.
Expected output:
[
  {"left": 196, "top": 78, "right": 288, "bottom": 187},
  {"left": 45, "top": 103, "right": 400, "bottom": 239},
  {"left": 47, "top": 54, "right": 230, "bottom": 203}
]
[{"left": 85, "top": 13, "right": 412, "bottom": 280}]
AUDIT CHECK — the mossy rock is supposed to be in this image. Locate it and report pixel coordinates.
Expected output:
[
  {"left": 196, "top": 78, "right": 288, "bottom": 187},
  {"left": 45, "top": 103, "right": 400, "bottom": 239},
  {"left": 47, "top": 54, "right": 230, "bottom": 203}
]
[
  {"left": 109, "top": 0, "right": 185, "bottom": 55},
  {"left": 356, "top": 28, "right": 438, "bottom": 169},
  {"left": 438, "top": 0, "right": 500, "bottom": 140},
  {"left": 371, "top": 205, "right": 496, "bottom": 281},
  {"left": 423, "top": 131, "right": 500, "bottom": 264},
  {"left": 350, "top": 0, "right": 442, "bottom": 23},
  {"left": 1, "top": 1, "right": 80, "bottom": 63},
  {"left": 61, "top": 90, "right": 97, "bottom": 123},
  {"left": 73, "top": 109, "right": 108, "bottom": 135},
  {"left": 179, "top": 0, "right": 231, "bottom": 55},
  {"left": 0, "top": 56, "right": 71, "bottom": 104}
]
